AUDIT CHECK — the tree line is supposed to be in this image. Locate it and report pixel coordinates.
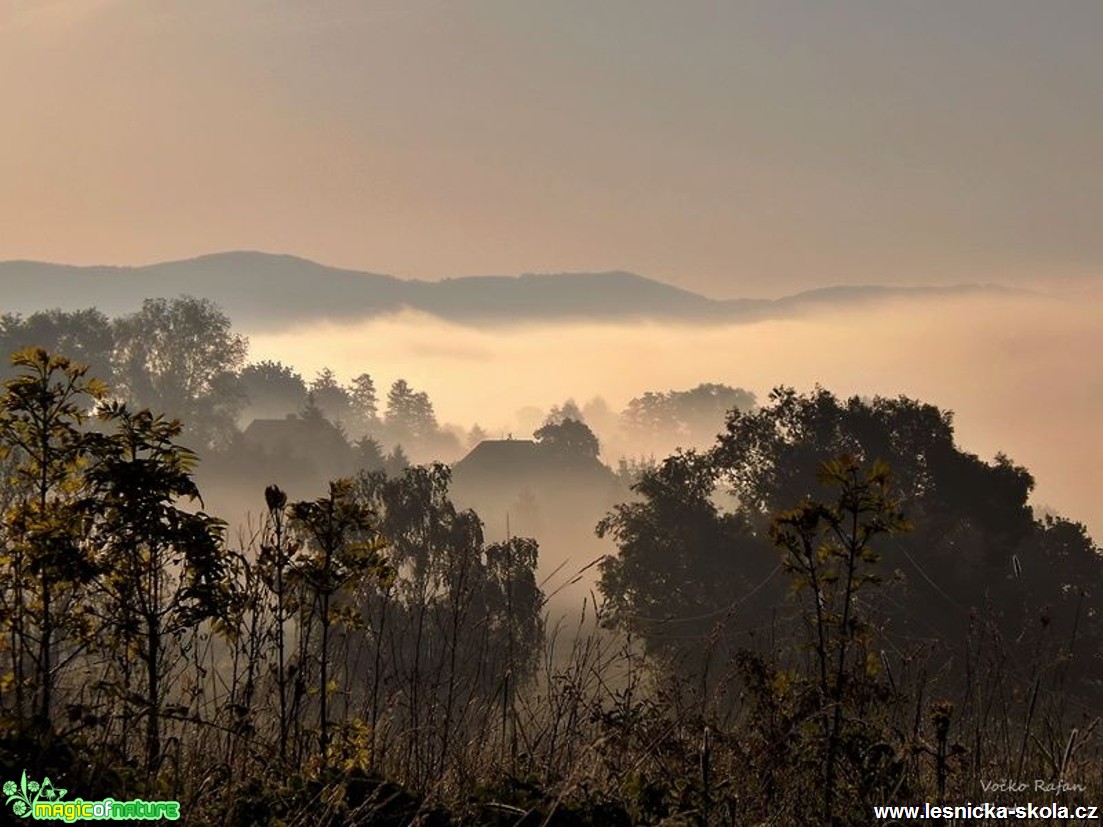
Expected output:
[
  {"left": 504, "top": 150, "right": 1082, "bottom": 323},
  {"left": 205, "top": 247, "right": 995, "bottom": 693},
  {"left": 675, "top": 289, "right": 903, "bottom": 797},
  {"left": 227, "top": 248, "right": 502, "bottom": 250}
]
[
  {"left": 0, "top": 300, "right": 457, "bottom": 459},
  {"left": 1, "top": 298, "right": 763, "bottom": 471}
]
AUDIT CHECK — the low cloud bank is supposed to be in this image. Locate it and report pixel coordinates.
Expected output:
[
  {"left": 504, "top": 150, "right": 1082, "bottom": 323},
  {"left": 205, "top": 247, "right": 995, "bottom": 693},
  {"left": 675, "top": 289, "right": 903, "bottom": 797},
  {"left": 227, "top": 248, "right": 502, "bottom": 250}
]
[{"left": 249, "top": 290, "right": 1103, "bottom": 540}]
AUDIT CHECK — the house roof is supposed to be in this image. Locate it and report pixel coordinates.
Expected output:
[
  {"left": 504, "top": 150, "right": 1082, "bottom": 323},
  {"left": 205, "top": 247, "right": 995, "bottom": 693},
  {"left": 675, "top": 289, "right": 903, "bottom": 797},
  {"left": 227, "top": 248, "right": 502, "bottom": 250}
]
[
  {"left": 452, "top": 438, "right": 615, "bottom": 486},
  {"left": 452, "top": 439, "right": 543, "bottom": 477},
  {"left": 242, "top": 414, "right": 347, "bottom": 454}
]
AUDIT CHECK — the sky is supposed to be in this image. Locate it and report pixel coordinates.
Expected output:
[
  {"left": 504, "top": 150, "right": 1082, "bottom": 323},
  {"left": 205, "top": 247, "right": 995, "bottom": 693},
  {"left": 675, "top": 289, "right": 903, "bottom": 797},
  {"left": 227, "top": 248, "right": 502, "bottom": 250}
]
[{"left": 2, "top": 1, "right": 1101, "bottom": 298}]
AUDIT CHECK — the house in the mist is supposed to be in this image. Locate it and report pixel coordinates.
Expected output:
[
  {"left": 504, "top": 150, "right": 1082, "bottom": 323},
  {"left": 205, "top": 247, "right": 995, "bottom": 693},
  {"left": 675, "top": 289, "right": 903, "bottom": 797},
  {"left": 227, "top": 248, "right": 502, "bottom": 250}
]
[
  {"left": 241, "top": 412, "right": 352, "bottom": 473},
  {"left": 452, "top": 438, "right": 545, "bottom": 481},
  {"left": 450, "top": 437, "right": 621, "bottom": 543}
]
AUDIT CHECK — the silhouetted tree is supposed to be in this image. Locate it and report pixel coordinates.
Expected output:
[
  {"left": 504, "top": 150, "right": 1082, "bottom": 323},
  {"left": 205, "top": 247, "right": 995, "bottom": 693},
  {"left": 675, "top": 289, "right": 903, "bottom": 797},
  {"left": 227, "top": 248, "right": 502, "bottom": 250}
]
[
  {"left": 310, "top": 368, "right": 353, "bottom": 427},
  {"left": 0, "top": 348, "right": 106, "bottom": 723},
  {"left": 533, "top": 417, "right": 600, "bottom": 462},
  {"left": 385, "top": 380, "right": 438, "bottom": 445},
  {"left": 349, "top": 372, "right": 380, "bottom": 436},
  {"left": 0, "top": 310, "right": 115, "bottom": 389},
  {"left": 354, "top": 436, "right": 387, "bottom": 473},
  {"left": 622, "top": 382, "right": 756, "bottom": 450},
  {"left": 600, "top": 386, "right": 1103, "bottom": 697},
  {"left": 290, "top": 480, "right": 387, "bottom": 760},
  {"left": 112, "top": 297, "right": 248, "bottom": 449},
  {"left": 598, "top": 451, "right": 773, "bottom": 641},
  {"left": 544, "top": 399, "right": 584, "bottom": 425},
  {"left": 770, "top": 455, "right": 909, "bottom": 819},
  {"left": 713, "top": 387, "right": 1037, "bottom": 569},
  {"left": 83, "top": 403, "right": 234, "bottom": 773},
  {"left": 240, "top": 360, "right": 308, "bottom": 419}
]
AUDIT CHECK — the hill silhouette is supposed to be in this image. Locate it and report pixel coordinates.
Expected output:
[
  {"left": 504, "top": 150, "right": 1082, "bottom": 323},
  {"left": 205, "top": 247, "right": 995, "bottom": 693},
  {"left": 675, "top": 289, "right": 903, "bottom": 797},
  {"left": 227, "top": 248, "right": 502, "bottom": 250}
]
[{"left": 1, "top": 251, "right": 1019, "bottom": 329}]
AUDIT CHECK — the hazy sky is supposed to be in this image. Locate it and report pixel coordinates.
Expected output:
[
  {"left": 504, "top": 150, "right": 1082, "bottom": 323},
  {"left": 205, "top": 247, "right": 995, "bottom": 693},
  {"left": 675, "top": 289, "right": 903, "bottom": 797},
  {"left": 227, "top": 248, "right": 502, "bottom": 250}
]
[{"left": 2, "top": 1, "right": 1100, "bottom": 297}]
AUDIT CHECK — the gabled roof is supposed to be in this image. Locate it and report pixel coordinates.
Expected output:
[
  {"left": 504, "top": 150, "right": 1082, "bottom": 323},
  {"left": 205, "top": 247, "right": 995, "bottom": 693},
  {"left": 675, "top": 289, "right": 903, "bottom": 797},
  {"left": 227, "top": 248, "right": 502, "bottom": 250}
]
[
  {"left": 452, "top": 439, "right": 543, "bottom": 477},
  {"left": 242, "top": 414, "right": 346, "bottom": 455},
  {"left": 452, "top": 439, "right": 615, "bottom": 486}
]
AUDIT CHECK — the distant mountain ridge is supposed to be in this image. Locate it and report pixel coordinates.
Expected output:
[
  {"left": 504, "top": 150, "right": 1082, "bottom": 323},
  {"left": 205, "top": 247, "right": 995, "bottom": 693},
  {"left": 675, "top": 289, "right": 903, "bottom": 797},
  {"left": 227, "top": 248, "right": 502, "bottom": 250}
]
[{"left": 0, "top": 251, "right": 1019, "bottom": 329}]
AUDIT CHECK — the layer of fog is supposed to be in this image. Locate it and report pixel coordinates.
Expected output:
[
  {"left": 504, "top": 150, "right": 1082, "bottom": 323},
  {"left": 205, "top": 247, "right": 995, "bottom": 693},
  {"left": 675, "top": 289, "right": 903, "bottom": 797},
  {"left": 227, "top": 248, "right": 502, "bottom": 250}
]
[{"left": 248, "top": 291, "right": 1103, "bottom": 582}]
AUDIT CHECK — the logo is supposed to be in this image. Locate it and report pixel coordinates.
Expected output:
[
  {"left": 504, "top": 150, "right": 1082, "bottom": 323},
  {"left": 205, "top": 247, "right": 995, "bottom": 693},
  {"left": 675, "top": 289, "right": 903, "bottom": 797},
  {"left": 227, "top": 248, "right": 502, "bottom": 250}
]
[{"left": 4, "top": 771, "right": 180, "bottom": 821}]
